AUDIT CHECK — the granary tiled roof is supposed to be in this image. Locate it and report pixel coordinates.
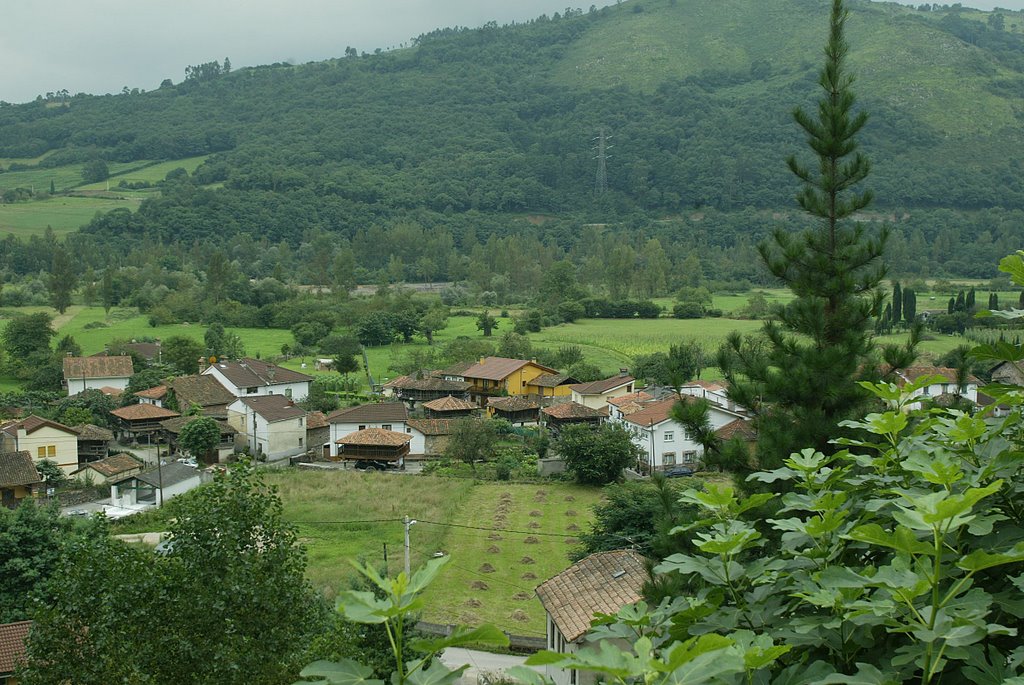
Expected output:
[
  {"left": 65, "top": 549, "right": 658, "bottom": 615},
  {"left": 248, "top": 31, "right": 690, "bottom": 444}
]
[
  {"left": 422, "top": 395, "right": 477, "bottom": 412},
  {"left": 0, "top": 451, "right": 40, "bottom": 489},
  {"left": 336, "top": 428, "right": 413, "bottom": 447},
  {"left": 487, "top": 396, "right": 542, "bottom": 412},
  {"left": 535, "top": 550, "right": 646, "bottom": 642},
  {"left": 542, "top": 402, "right": 607, "bottom": 420},
  {"left": 71, "top": 424, "right": 115, "bottom": 442},
  {"left": 110, "top": 404, "right": 180, "bottom": 421}
]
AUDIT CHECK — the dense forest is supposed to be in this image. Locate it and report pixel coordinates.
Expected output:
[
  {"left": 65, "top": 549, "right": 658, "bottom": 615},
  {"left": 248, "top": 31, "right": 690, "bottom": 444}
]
[{"left": 1, "top": 0, "right": 1023, "bottom": 295}]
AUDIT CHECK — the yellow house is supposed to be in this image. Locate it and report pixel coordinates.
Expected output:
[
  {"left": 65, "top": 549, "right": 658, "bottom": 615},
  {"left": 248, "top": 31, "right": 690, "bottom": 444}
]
[
  {"left": 0, "top": 416, "right": 81, "bottom": 475},
  {"left": 455, "top": 357, "right": 564, "bottom": 404}
]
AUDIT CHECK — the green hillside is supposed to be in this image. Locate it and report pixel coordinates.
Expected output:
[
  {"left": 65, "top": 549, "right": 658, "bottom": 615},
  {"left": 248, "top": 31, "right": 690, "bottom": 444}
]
[{"left": 0, "top": 0, "right": 1021, "bottom": 283}]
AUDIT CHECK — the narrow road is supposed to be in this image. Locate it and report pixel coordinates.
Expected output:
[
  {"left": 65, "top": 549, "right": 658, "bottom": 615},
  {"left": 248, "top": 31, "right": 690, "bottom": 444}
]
[{"left": 440, "top": 648, "right": 542, "bottom": 684}]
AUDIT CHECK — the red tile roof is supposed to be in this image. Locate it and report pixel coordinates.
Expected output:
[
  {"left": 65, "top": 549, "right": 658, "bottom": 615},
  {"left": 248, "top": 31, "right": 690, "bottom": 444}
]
[
  {"left": 462, "top": 357, "right": 556, "bottom": 382},
  {"left": 63, "top": 355, "right": 134, "bottom": 380},
  {"left": 0, "top": 451, "right": 40, "bottom": 488},
  {"left": 528, "top": 373, "right": 576, "bottom": 388},
  {"left": 73, "top": 453, "right": 143, "bottom": 478},
  {"left": 327, "top": 403, "right": 409, "bottom": 424},
  {"left": 570, "top": 374, "right": 635, "bottom": 395},
  {"left": 542, "top": 402, "right": 607, "bottom": 420},
  {"left": 2, "top": 415, "right": 78, "bottom": 437},
  {"left": 206, "top": 357, "right": 313, "bottom": 388},
  {"left": 536, "top": 551, "right": 646, "bottom": 642},
  {"left": 621, "top": 397, "right": 680, "bottom": 427},
  {"left": 306, "top": 411, "right": 329, "bottom": 430},
  {"left": 407, "top": 419, "right": 457, "bottom": 436},
  {"left": 422, "top": 395, "right": 477, "bottom": 412},
  {"left": 487, "top": 396, "right": 542, "bottom": 412},
  {"left": 238, "top": 395, "right": 306, "bottom": 422},
  {"left": 715, "top": 418, "right": 757, "bottom": 442},
  {"left": 0, "top": 620, "right": 31, "bottom": 676},
  {"left": 337, "top": 428, "right": 413, "bottom": 446},
  {"left": 896, "top": 366, "right": 981, "bottom": 386},
  {"left": 134, "top": 385, "right": 168, "bottom": 400},
  {"left": 608, "top": 391, "right": 653, "bottom": 407},
  {"left": 110, "top": 404, "right": 180, "bottom": 421}
]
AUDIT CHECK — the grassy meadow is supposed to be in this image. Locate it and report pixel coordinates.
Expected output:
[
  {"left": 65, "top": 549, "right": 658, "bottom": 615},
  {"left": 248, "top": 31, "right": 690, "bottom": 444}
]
[
  {"left": 114, "top": 469, "right": 600, "bottom": 636},
  {"left": 0, "top": 196, "right": 143, "bottom": 238}
]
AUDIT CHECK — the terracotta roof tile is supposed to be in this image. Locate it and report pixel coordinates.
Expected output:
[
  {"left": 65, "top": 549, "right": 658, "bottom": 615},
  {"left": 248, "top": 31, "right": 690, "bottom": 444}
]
[
  {"left": 169, "top": 375, "right": 236, "bottom": 408},
  {"left": 110, "top": 404, "right": 181, "bottom": 421},
  {"left": 462, "top": 357, "right": 557, "bottom": 382},
  {"left": 487, "top": 396, "right": 542, "bottom": 412},
  {"left": 0, "top": 451, "right": 40, "bottom": 488},
  {"left": 2, "top": 415, "right": 78, "bottom": 437},
  {"left": 608, "top": 391, "right": 653, "bottom": 407},
  {"left": 306, "top": 411, "right": 329, "bottom": 430},
  {"left": 62, "top": 355, "right": 133, "bottom": 380},
  {"left": 238, "top": 396, "right": 306, "bottom": 422},
  {"left": 715, "top": 418, "right": 757, "bottom": 442},
  {"left": 134, "top": 385, "right": 168, "bottom": 400},
  {"left": 542, "top": 402, "right": 607, "bottom": 420},
  {"left": 207, "top": 357, "right": 312, "bottom": 388},
  {"left": 0, "top": 620, "right": 32, "bottom": 676},
  {"left": 71, "top": 423, "right": 114, "bottom": 442},
  {"left": 896, "top": 366, "right": 981, "bottom": 386},
  {"left": 528, "top": 373, "right": 577, "bottom": 388},
  {"left": 422, "top": 395, "right": 477, "bottom": 412},
  {"left": 389, "top": 376, "right": 471, "bottom": 393},
  {"left": 438, "top": 360, "right": 476, "bottom": 377},
  {"left": 337, "top": 428, "right": 413, "bottom": 446},
  {"left": 536, "top": 550, "right": 646, "bottom": 642},
  {"left": 622, "top": 397, "right": 680, "bottom": 427},
  {"left": 570, "top": 375, "right": 635, "bottom": 395},
  {"left": 407, "top": 418, "right": 457, "bottom": 436},
  {"left": 74, "top": 453, "right": 143, "bottom": 478},
  {"left": 327, "top": 402, "right": 408, "bottom": 424}
]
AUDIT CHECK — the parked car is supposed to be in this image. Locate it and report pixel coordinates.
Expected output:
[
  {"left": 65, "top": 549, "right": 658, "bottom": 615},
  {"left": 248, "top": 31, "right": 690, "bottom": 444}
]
[
  {"left": 664, "top": 466, "right": 695, "bottom": 478},
  {"left": 354, "top": 460, "right": 392, "bottom": 471}
]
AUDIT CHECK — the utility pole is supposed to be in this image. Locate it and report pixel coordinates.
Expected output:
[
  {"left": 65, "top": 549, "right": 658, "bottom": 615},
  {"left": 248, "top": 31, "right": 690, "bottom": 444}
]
[
  {"left": 383, "top": 542, "right": 389, "bottom": 577},
  {"left": 593, "top": 128, "right": 611, "bottom": 194},
  {"left": 403, "top": 516, "right": 417, "bottom": 577}
]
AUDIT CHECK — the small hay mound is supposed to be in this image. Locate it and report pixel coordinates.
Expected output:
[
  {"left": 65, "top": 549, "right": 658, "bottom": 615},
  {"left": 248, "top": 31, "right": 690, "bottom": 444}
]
[
  {"left": 465, "top": 598, "right": 483, "bottom": 607},
  {"left": 460, "top": 612, "right": 480, "bottom": 624},
  {"left": 511, "top": 610, "right": 530, "bottom": 622},
  {"left": 500, "top": 492, "right": 512, "bottom": 500},
  {"left": 513, "top": 592, "right": 531, "bottom": 601},
  {"left": 535, "top": 489, "right": 547, "bottom": 495},
  {"left": 528, "top": 522, "right": 541, "bottom": 529},
  {"left": 524, "top": 536, "right": 539, "bottom": 544},
  {"left": 529, "top": 510, "right": 542, "bottom": 517},
  {"left": 520, "top": 556, "right": 535, "bottom": 565},
  {"left": 565, "top": 510, "right": 578, "bottom": 517},
  {"left": 479, "top": 563, "right": 496, "bottom": 573},
  {"left": 563, "top": 537, "right": 579, "bottom": 545},
  {"left": 487, "top": 545, "right": 501, "bottom": 554},
  {"left": 487, "top": 533, "right": 503, "bottom": 540},
  {"left": 471, "top": 581, "right": 490, "bottom": 590},
  {"left": 566, "top": 523, "right": 580, "bottom": 531},
  {"left": 564, "top": 495, "right": 575, "bottom": 501},
  {"left": 521, "top": 572, "right": 537, "bottom": 580}
]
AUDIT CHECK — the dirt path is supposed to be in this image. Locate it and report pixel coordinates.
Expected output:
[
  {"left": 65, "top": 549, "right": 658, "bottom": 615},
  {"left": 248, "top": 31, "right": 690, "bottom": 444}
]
[{"left": 51, "top": 304, "right": 82, "bottom": 330}]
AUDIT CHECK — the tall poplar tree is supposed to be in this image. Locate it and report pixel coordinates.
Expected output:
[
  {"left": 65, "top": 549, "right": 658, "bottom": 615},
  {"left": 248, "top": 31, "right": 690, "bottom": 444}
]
[
  {"left": 47, "top": 247, "right": 77, "bottom": 314},
  {"left": 892, "top": 281, "right": 902, "bottom": 325},
  {"left": 717, "top": 0, "right": 915, "bottom": 467}
]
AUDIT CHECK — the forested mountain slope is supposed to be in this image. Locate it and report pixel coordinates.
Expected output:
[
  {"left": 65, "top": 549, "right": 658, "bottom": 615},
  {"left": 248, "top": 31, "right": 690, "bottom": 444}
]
[{"left": 1, "top": 0, "right": 1023, "bottom": 280}]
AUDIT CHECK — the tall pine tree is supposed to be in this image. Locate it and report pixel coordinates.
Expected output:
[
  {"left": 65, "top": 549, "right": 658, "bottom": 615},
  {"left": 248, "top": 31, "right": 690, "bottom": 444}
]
[
  {"left": 717, "top": 0, "right": 916, "bottom": 468},
  {"left": 47, "top": 247, "right": 77, "bottom": 315},
  {"left": 903, "top": 287, "right": 916, "bottom": 324},
  {"left": 892, "top": 281, "right": 903, "bottom": 325}
]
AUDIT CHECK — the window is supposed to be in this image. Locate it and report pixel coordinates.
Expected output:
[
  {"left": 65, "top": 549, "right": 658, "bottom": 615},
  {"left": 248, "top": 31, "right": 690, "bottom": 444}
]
[
  {"left": 382, "top": 424, "right": 392, "bottom": 431},
  {"left": 37, "top": 445, "right": 56, "bottom": 459},
  {"left": 664, "top": 431, "right": 674, "bottom": 442},
  {"left": 246, "top": 387, "right": 257, "bottom": 394},
  {"left": 662, "top": 452, "right": 676, "bottom": 466},
  {"left": 298, "top": 418, "right": 303, "bottom": 427},
  {"left": 358, "top": 425, "right": 366, "bottom": 431},
  {"left": 299, "top": 437, "right": 304, "bottom": 446},
  {"left": 285, "top": 388, "right": 293, "bottom": 398},
  {"left": 683, "top": 451, "right": 697, "bottom": 464}
]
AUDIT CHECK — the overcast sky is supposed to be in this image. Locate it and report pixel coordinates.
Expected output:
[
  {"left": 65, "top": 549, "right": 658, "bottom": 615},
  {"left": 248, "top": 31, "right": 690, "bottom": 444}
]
[{"left": 3, "top": 0, "right": 1023, "bottom": 104}]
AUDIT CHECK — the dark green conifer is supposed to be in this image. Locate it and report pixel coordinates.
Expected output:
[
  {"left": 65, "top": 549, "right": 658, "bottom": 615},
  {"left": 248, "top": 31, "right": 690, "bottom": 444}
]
[
  {"left": 892, "top": 281, "right": 902, "bottom": 325},
  {"left": 717, "top": 0, "right": 916, "bottom": 468}
]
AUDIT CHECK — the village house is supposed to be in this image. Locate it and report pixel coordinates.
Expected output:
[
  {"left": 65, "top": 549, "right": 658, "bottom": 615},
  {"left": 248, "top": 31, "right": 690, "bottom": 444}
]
[
  {"left": 71, "top": 423, "right": 115, "bottom": 463},
  {"left": 605, "top": 391, "right": 654, "bottom": 421},
  {"left": 614, "top": 396, "right": 745, "bottom": 474},
  {"left": 0, "top": 416, "right": 80, "bottom": 475},
  {"left": 135, "top": 375, "right": 237, "bottom": 418},
  {"left": 0, "top": 619, "right": 32, "bottom": 683},
  {"left": 109, "top": 462, "right": 205, "bottom": 513},
  {"left": 442, "top": 357, "right": 564, "bottom": 405},
  {"left": 226, "top": 395, "right": 307, "bottom": 462},
  {"left": 678, "top": 380, "right": 748, "bottom": 415},
  {"left": 384, "top": 374, "right": 472, "bottom": 406},
  {"left": 569, "top": 373, "right": 636, "bottom": 409},
  {"left": 991, "top": 360, "right": 1024, "bottom": 386},
  {"left": 306, "top": 411, "right": 330, "bottom": 457},
  {"left": 160, "top": 416, "right": 238, "bottom": 463},
  {"left": 524, "top": 373, "right": 579, "bottom": 399},
  {"left": 326, "top": 403, "right": 413, "bottom": 457},
  {"left": 110, "top": 404, "right": 180, "bottom": 445},
  {"left": 896, "top": 366, "right": 980, "bottom": 411},
  {"left": 406, "top": 418, "right": 456, "bottom": 456},
  {"left": 487, "top": 395, "right": 542, "bottom": 425},
  {"left": 62, "top": 355, "right": 134, "bottom": 396},
  {"left": 536, "top": 550, "right": 647, "bottom": 685},
  {"left": 0, "top": 451, "right": 41, "bottom": 509},
  {"left": 202, "top": 357, "right": 313, "bottom": 402},
  {"left": 71, "top": 452, "right": 145, "bottom": 486}
]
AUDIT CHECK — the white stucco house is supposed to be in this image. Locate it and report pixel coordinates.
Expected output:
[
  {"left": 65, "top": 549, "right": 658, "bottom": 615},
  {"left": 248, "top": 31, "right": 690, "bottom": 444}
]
[
  {"left": 0, "top": 416, "right": 81, "bottom": 475},
  {"left": 536, "top": 550, "right": 647, "bottom": 685},
  {"left": 896, "top": 366, "right": 980, "bottom": 412},
  {"left": 326, "top": 403, "right": 415, "bottom": 457},
  {"left": 568, "top": 373, "right": 636, "bottom": 410},
  {"left": 614, "top": 395, "right": 744, "bottom": 473},
  {"left": 678, "top": 380, "right": 748, "bottom": 415},
  {"left": 63, "top": 355, "right": 134, "bottom": 396},
  {"left": 109, "top": 462, "right": 205, "bottom": 512},
  {"left": 202, "top": 357, "right": 313, "bottom": 402},
  {"left": 227, "top": 395, "right": 308, "bottom": 462}
]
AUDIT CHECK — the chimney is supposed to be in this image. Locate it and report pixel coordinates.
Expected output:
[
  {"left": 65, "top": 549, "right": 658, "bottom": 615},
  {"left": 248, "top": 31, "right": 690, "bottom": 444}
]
[
  {"left": 479, "top": 357, "right": 486, "bottom": 365},
  {"left": 619, "top": 368, "right": 629, "bottom": 376},
  {"left": 198, "top": 356, "right": 208, "bottom": 372}
]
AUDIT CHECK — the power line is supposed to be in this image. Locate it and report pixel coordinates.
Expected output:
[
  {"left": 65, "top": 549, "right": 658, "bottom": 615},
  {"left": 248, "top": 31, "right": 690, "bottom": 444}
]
[{"left": 416, "top": 519, "right": 581, "bottom": 538}]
